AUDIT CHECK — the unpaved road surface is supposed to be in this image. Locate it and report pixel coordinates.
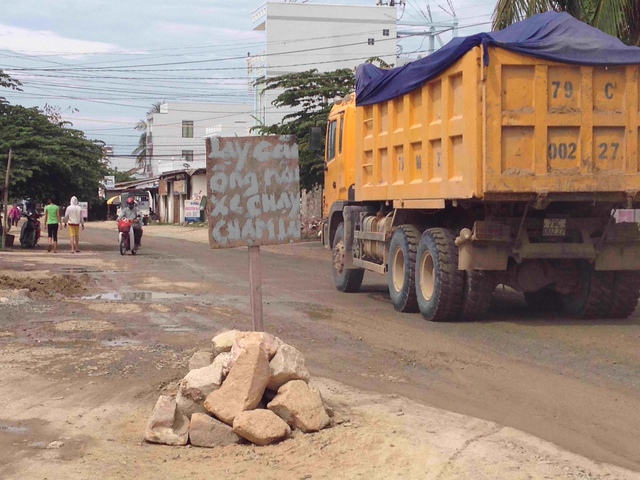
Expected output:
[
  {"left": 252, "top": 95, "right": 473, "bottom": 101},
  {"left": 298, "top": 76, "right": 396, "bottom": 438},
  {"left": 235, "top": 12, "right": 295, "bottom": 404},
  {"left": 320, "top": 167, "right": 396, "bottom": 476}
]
[{"left": 1, "top": 221, "right": 639, "bottom": 479}]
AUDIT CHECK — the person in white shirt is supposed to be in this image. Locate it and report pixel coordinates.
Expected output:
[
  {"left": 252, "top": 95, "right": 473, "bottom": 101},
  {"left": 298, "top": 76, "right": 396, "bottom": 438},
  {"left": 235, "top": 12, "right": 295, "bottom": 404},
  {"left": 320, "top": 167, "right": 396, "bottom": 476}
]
[{"left": 63, "top": 196, "right": 85, "bottom": 253}]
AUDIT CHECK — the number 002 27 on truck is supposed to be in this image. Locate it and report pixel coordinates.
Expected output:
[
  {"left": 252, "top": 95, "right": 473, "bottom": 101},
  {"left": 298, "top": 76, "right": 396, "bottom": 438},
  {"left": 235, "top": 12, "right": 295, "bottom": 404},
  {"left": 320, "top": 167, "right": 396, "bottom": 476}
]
[{"left": 320, "top": 12, "right": 640, "bottom": 321}]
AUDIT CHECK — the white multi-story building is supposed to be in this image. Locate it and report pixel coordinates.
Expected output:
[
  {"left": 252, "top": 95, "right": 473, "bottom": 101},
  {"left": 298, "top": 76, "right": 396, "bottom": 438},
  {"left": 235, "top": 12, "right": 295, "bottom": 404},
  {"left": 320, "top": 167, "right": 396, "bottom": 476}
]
[
  {"left": 146, "top": 102, "right": 254, "bottom": 177},
  {"left": 249, "top": 2, "right": 397, "bottom": 127}
]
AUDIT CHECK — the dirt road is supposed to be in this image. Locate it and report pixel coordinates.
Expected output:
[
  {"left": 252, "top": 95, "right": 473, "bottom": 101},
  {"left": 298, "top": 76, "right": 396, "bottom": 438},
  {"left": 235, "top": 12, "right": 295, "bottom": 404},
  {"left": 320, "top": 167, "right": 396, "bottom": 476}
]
[{"left": 1, "top": 221, "right": 639, "bottom": 479}]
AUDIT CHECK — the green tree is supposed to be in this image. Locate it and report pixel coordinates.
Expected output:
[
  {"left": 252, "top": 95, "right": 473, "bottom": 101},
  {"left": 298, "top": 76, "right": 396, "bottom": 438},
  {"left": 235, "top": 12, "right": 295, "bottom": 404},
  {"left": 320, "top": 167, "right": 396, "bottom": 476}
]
[
  {"left": 0, "top": 69, "right": 21, "bottom": 104},
  {"left": 493, "top": 0, "right": 640, "bottom": 46},
  {"left": 0, "top": 103, "right": 107, "bottom": 204},
  {"left": 132, "top": 101, "right": 163, "bottom": 172},
  {"left": 253, "top": 68, "right": 355, "bottom": 190},
  {"left": 106, "top": 168, "right": 136, "bottom": 183}
]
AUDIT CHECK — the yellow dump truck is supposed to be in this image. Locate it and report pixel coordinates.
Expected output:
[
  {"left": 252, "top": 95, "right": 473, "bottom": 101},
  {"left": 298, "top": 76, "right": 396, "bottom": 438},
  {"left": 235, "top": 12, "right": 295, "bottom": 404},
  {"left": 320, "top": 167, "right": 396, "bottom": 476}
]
[{"left": 321, "top": 12, "right": 640, "bottom": 321}]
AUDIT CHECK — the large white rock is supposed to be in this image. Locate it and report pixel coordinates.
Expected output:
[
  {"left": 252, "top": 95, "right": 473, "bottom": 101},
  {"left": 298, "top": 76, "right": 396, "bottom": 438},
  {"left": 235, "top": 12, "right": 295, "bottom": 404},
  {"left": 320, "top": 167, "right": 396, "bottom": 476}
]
[
  {"left": 188, "top": 350, "right": 213, "bottom": 371},
  {"left": 233, "top": 409, "right": 291, "bottom": 446},
  {"left": 144, "top": 395, "right": 189, "bottom": 446},
  {"left": 268, "top": 344, "right": 310, "bottom": 391},
  {"left": 176, "top": 354, "right": 227, "bottom": 418},
  {"left": 188, "top": 413, "right": 243, "bottom": 447},
  {"left": 204, "top": 343, "right": 270, "bottom": 425},
  {"left": 211, "top": 329, "right": 241, "bottom": 357},
  {"left": 268, "top": 380, "right": 330, "bottom": 433}
]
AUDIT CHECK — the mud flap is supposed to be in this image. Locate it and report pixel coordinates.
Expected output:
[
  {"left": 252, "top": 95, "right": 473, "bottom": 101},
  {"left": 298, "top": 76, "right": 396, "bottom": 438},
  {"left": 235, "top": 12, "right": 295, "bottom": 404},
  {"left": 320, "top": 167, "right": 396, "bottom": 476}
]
[
  {"left": 458, "top": 242, "right": 509, "bottom": 271},
  {"left": 595, "top": 243, "right": 640, "bottom": 270}
]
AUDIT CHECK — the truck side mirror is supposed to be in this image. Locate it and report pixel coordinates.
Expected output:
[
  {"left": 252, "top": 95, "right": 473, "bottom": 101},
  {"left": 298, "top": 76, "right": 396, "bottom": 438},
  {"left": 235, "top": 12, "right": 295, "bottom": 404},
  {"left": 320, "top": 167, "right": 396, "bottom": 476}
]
[{"left": 309, "top": 126, "right": 323, "bottom": 152}]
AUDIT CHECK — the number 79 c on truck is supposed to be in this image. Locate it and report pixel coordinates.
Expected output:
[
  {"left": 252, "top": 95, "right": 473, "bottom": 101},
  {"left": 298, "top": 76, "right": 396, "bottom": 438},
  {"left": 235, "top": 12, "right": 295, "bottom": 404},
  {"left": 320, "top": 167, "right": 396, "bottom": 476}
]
[{"left": 318, "top": 12, "right": 640, "bottom": 321}]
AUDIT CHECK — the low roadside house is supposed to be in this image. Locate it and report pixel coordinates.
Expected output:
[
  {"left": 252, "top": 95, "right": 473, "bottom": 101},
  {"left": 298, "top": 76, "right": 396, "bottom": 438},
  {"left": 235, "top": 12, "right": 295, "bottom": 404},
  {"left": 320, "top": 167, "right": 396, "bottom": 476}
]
[{"left": 158, "top": 168, "right": 206, "bottom": 224}]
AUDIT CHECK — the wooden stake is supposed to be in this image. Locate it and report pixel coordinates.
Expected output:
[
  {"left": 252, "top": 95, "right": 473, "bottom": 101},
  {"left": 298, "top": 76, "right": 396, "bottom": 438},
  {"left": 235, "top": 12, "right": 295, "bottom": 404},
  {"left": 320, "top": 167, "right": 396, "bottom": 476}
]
[
  {"left": 1, "top": 149, "right": 12, "bottom": 249},
  {"left": 248, "top": 245, "right": 263, "bottom": 331}
]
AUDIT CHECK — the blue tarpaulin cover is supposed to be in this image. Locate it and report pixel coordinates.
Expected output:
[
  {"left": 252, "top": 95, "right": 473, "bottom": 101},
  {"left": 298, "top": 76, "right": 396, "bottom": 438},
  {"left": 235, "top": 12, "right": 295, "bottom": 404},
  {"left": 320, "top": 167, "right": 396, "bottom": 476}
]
[{"left": 356, "top": 11, "right": 640, "bottom": 106}]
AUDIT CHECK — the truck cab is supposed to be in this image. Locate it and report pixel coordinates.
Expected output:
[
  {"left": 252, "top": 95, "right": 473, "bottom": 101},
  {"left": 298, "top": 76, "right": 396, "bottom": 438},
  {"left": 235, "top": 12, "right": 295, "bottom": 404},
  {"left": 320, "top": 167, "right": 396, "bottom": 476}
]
[{"left": 323, "top": 94, "right": 357, "bottom": 246}]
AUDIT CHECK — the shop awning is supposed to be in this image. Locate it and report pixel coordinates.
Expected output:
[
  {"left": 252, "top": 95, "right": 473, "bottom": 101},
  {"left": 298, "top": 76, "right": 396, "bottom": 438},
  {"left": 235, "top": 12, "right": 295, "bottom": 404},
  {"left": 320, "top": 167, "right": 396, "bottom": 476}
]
[{"left": 106, "top": 195, "right": 121, "bottom": 205}]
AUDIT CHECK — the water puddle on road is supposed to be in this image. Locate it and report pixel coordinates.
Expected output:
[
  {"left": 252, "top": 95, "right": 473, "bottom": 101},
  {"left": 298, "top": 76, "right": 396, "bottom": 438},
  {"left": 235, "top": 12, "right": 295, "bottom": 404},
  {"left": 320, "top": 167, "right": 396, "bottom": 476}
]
[
  {"left": 100, "top": 339, "right": 143, "bottom": 347},
  {"left": 0, "top": 423, "right": 29, "bottom": 434},
  {"left": 162, "top": 326, "right": 195, "bottom": 333},
  {"left": 82, "top": 291, "right": 190, "bottom": 302},
  {"left": 61, "top": 267, "right": 102, "bottom": 274}
]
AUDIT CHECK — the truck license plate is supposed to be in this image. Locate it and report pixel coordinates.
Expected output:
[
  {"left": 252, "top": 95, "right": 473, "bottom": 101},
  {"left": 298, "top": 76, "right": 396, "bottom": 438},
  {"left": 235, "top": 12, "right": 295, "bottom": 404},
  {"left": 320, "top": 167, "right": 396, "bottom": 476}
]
[{"left": 543, "top": 218, "right": 566, "bottom": 236}]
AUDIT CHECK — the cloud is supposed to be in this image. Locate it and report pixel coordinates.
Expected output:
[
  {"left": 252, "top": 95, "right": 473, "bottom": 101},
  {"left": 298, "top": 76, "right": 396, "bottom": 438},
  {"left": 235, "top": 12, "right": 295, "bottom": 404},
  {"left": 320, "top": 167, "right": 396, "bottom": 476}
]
[
  {"left": 156, "top": 22, "right": 263, "bottom": 43},
  {"left": 0, "top": 24, "right": 127, "bottom": 57},
  {"left": 157, "top": 22, "right": 206, "bottom": 36},
  {"left": 220, "top": 29, "right": 264, "bottom": 42}
]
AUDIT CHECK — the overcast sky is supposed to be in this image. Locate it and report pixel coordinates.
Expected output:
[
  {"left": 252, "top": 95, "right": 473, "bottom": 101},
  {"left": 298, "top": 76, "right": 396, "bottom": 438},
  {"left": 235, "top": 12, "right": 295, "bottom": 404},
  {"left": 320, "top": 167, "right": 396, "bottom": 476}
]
[{"left": 0, "top": 0, "right": 494, "bottom": 170}]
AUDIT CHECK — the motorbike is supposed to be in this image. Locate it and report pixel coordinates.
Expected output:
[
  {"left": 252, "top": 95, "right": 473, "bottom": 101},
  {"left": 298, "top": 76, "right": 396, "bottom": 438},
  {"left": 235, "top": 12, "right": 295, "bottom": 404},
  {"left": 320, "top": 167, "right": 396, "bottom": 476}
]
[
  {"left": 117, "top": 218, "right": 138, "bottom": 255},
  {"left": 20, "top": 212, "right": 41, "bottom": 248}
]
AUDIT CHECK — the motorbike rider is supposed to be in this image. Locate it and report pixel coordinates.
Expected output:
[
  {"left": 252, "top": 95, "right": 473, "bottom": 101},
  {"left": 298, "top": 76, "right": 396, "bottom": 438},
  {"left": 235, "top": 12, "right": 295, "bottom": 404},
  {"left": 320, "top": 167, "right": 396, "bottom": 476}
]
[{"left": 118, "top": 196, "right": 143, "bottom": 248}]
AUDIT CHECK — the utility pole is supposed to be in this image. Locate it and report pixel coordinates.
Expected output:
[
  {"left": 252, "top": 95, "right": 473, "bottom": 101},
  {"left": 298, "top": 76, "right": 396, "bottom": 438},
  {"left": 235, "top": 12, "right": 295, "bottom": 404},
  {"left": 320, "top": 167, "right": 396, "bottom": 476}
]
[
  {"left": 2, "top": 149, "right": 12, "bottom": 249},
  {"left": 397, "top": 18, "right": 459, "bottom": 56}
]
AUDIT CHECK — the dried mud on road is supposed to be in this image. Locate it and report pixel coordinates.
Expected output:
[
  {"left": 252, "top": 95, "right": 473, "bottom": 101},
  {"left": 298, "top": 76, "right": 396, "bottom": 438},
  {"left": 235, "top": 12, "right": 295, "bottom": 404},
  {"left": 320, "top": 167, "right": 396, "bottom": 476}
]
[{"left": 1, "top": 224, "right": 639, "bottom": 479}]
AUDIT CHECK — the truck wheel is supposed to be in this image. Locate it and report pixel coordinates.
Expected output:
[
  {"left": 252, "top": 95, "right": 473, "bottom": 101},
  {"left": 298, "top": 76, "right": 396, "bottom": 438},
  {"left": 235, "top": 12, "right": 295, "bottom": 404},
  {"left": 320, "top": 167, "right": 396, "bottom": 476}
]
[
  {"left": 415, "top": 228, "right": 464, "bottom": 322},
  {"left": 523, "top": 288, "right": 562, "bottom": 312},
  {"left": 610, "top": 271, "right": 640, "bottom": 319},
  {"left": 332, "top": 223, "right": 364, "bottom": 293},
  {"left": 561, "top": 262, "right": 614, "bottom": 319},
  {"left": 387, "top": 225, "right": 420, "bottom": 312},
  {"left": 459, "top": 270, "right": 495, "bottom": 321}
]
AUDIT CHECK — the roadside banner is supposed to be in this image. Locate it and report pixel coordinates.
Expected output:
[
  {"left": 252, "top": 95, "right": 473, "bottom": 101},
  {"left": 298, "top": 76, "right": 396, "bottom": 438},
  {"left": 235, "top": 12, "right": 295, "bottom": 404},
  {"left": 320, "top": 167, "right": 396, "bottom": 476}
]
[
  {"left": 78, "top": 201, "right": 88, "bottom": 219},
  {"left": 206, "top": 135, "right": 300, "bottom": 331},
  {"left": 184, "top": 200, "right": 200, "bottom": 222},
  {"left": 103, "top": 176, "right": 115, "bottom": 189},
  {"left": 206, "top": 135, "right": 300, "bottom": 248}
]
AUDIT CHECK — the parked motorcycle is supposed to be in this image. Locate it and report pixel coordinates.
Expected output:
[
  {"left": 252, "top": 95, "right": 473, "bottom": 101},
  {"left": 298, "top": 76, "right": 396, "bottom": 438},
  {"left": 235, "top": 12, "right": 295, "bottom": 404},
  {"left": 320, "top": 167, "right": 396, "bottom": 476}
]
[
  {"left": 117, "top": 218, "right": 137, "bottom": 255},
  {"left": 20, "top": 212, "right": 41, "bottom": 248}
]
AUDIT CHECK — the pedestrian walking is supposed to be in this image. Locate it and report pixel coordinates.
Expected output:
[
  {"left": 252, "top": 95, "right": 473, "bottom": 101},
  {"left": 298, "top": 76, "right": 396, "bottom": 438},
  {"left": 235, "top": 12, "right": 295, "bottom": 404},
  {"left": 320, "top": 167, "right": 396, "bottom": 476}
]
[
  {"left": 63, "top": 196, "right": 84, "bottom": 253},
  {"left": 43, "top": 198, "right": 61, "bottom": 253},
  {"left": 9, "top": 204, "right": 21, "bottom": 227}
]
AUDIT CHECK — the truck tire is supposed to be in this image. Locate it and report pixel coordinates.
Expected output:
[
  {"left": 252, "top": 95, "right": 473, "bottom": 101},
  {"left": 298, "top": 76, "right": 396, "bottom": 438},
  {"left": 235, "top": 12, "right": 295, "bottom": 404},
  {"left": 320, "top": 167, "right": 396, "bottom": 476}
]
[
  {"left": 610, "top": 271, "right": 640, "bottom": 319},
  {"left": 561, "top": 262, "right": 614, "bottom": 319},
  {"left": 459, "top": 270, "right": 495, "bottom": 321},
  {"left": 387, "top": 225, "right": 420, "bottom": 312},
  {"left": 523, "top": 288, "right": 563, "bottom": 312},
  {"left": 415, "top": 228, "right": 464, "bottom": 322},
  {"left": 332, "top": 223, "right": 364, "bottom": 293}
]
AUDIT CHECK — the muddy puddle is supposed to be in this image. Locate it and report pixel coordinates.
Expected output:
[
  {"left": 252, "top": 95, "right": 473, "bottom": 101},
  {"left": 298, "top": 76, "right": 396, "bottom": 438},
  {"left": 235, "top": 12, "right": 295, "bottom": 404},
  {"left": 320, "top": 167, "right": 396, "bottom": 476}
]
[
  {"left": 0, "top": 423, "right": 29, "bottom": 434},
  {"left": 61, "top": 267, "right": 102, "bottom": 274},
  {"left": 162, "top": 326, "right": 195, "bottom": 333},
  {"left": 82, "top": 291, "right": 191, "bottom": 302},
  {"left": 100, "top": 339, "right": 143, "bottom": 347}
]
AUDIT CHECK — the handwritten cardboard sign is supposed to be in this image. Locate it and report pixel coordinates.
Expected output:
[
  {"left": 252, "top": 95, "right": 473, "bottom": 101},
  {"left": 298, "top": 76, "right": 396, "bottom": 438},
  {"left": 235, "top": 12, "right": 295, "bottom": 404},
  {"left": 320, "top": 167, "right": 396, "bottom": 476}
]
[{"left": 206, "top": 135, "right": 300, "bottom": 248}]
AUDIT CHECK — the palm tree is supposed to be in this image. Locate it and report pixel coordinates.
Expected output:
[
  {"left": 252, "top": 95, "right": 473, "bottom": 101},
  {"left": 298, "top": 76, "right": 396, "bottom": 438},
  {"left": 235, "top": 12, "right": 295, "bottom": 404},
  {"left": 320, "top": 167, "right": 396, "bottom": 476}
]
[
  {"left": 132, "top": 101, "right": 163, "bottom": 174},
  {"left": 492, "top": 0, "right": 640, "bottom": 46}
]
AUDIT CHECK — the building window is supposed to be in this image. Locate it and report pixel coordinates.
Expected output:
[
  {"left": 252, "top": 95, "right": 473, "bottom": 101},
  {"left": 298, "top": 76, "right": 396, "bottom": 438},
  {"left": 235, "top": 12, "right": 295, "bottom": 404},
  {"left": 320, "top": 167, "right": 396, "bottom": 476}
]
[
  {"left": 182, "top": 120, "right": 194, "bottom": 138},
  {"left": 205, "top": 124, "right": 222, "bottom": 135},
  {"left": 368, "top": 38, "right": 375, "bottom": 45},
  {"left": 182, "top": 150, "right": 193, "bottom": 162},
  {"left": 383, "top": 29, "right": 389, "bottom": 36}
]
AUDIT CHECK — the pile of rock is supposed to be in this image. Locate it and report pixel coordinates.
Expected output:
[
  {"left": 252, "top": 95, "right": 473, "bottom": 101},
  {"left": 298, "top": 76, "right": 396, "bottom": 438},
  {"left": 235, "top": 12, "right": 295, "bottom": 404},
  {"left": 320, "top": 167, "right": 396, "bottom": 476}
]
[{"left": 144, "top": 330, "right": 332, "bottom": 447}]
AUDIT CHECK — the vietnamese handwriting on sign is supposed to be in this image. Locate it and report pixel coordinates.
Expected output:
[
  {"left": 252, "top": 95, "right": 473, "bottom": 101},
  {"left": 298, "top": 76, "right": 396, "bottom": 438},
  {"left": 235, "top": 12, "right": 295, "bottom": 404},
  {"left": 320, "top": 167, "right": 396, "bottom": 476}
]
[{"left": 206, "top": 135, "right": 300, "bottom": 248}]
